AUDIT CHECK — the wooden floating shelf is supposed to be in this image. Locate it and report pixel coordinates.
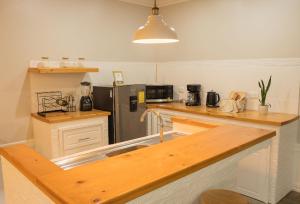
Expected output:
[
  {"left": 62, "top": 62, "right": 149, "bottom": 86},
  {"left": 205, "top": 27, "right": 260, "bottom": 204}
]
[{"left": 28, "top": 67, "right": 99, "bottom": 74}]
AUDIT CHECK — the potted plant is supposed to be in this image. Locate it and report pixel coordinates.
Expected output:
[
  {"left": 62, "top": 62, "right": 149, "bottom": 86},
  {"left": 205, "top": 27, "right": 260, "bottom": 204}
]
[{"left": 258, "top": 76, "right": 272, "bottom": 114}]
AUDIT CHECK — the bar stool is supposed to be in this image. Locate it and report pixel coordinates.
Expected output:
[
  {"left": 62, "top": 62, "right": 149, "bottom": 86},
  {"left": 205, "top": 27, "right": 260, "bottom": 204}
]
[{"left": 200, "top": 189, "right": 249, "bottom": 204}]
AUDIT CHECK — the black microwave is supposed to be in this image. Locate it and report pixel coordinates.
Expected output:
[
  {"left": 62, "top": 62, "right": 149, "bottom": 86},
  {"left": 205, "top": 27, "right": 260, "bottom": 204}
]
[{"left": 146, "top": 85, "right": 173, "bottom": 103}]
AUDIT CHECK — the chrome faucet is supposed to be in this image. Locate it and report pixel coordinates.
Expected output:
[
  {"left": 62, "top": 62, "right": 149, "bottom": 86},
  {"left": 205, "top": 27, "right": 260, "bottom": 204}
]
[{"left": 140, "top": 109, "right": 164, "bottom": 143}]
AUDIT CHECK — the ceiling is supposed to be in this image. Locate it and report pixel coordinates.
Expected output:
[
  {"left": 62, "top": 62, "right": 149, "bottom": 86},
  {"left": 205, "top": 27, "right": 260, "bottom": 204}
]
[{"left": 120, "top": 0, "right": 191, "bottom": 7}]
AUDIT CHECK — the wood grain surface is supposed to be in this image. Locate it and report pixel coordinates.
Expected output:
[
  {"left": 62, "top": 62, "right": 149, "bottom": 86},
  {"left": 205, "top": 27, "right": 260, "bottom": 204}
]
[
  {"left": 1, "top": 121, "right": 275, "bottom": 204},
  {"left": 148, "top": 103, "right": 299, "bottom": 126},
  {"left": 31, "top": 110, "right": 111, "bottom": 124}
]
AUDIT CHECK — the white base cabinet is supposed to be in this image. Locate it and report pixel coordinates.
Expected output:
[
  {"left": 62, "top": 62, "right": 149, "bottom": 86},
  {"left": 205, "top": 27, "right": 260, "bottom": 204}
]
[
  {"left": 235, "top": 146, "right": 271, "bottom": 202},
  {"left": 148, "top": 112, "right": 174, "bottom": 135},
  {"left": 32, "top": 117, "right": 109, "bottom": 159}
]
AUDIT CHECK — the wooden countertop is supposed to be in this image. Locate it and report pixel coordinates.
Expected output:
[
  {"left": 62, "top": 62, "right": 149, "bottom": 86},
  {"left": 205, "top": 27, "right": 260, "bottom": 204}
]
[
  {"left": 0, "top": 144, "right": 64, "bottom": 203},
  {"left": 148, "top": 103, "right": 299, "bottom": 126},
  {"left": 31, "top": 110, "right": 111, "bottom": 123},
  {"left": 0, "top": 120, "right": 275, "bottom": 204}
]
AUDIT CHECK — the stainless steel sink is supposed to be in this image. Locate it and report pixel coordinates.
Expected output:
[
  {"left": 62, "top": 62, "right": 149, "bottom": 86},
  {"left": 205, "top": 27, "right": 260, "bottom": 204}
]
[
  {"left": 106, "top": 144, "right": 149, "bottom": 157},
  {"left": 53, "top": 131, "right": 187, "bottom": 170},
  {"left": 146, "top": 132, "right": 185, "bottom": 144}
]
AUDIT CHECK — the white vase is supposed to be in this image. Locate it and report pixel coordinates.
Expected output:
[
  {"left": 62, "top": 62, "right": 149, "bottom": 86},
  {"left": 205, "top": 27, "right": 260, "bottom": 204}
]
[{"left": 258, "top": 105, "right": 269, "bottom": 115}]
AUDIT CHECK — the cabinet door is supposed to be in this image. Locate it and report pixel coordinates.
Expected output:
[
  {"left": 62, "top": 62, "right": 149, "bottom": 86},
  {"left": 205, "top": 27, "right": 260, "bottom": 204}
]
[
  {"left": 149, "top": 112, "right": 174, "bottom": 135},
  {"left": 235, "top": 145, "right": 271, "bottom": 203},
  {"left": 58, "top": 121, "right": 108, "bottom": 156},
  {"left": 147, "top": 113, "right": 153, "bottom": 136},
  {"left": 161, "top": 113, "right": 173, "bottom": 132}
]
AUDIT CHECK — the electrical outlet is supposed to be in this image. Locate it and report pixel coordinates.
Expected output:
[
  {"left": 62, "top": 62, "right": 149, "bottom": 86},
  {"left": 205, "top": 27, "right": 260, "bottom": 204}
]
[{"left": 177, "top": 86, "right": 185, "bottom": 93}]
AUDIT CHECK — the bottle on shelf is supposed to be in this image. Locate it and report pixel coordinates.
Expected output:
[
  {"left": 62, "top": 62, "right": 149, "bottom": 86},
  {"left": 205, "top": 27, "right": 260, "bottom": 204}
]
[
  {"left": 37, "top": 57, "right": 49, "bottom": 68},
  {"left": 60, "top": 57, "right": 71, "bottom": 68},
  {"left": 77, "top": 57, "right": 86, "bottom": 68}
]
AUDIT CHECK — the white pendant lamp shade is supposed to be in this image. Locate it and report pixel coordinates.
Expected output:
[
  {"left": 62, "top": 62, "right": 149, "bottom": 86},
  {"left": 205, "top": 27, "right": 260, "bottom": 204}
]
[
  {"left": 133, "top": 0, "right": 179, "bottom": 44},
  {"left": 133, "top": 15, "right": 178, "bottom": 44}
]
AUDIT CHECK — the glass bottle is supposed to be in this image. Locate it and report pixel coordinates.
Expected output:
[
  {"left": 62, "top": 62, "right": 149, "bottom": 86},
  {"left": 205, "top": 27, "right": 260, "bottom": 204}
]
[
  {"left": 77, "top": 57, "right": 85, "bottom": 68},
  {"left": 37, "top": 57, "right": 49, "bottom": 68},
  {"left": 60, "top": 57, "right": 69, "bottom": 68}
]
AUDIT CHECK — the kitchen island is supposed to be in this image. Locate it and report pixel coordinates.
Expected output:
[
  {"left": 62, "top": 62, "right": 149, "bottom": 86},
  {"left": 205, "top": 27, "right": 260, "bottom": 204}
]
[
  {"left": 147, "top": 103, "right": 299, "bottom": 203},
  {"left": 0, "top": 117, "right": 275, "bottom": 204}
]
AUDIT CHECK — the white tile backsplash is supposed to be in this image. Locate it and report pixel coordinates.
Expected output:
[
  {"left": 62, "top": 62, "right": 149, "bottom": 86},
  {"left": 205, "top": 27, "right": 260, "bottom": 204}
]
[{"left": 157, "top": 58, "right": 300, "bottom": 114}]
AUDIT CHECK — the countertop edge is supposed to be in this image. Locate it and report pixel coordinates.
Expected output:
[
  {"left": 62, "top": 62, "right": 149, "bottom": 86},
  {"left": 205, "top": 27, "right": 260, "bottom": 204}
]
[
  {"left": 148, "top": 103, "right": 299, "bottom": 126},
  {"left": 31, "top": 110, "right": 111, "bottom": 124}
]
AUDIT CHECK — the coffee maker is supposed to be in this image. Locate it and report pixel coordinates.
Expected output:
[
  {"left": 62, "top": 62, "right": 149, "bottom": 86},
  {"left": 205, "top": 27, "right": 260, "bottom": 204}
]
[
  {"left": 80, "top": 81, "right": 93, "bottom": 111},
  {"left": 186, "top": 84, "right": 201, "bottom": 106}
]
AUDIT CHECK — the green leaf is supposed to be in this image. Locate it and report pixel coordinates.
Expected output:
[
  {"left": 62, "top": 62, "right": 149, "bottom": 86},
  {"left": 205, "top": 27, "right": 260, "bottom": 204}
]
[
  {"left": 258, "top": 76, "right": 272, "bottom": 106},
  {"left": 261, "top": 89, "right": 264, "bottom": 105},
  {"left": 266, "top": 76, "right": 272, "bottom": 93},
  {"left": 261, "top": 80, "right": 265, "bottom": 93}
]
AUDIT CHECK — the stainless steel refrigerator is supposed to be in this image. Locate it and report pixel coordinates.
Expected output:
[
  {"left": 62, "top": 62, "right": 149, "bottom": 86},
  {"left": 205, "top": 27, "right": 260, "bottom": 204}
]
[{"left": 93, "top": 85, "right": 147, "bottom": 144}]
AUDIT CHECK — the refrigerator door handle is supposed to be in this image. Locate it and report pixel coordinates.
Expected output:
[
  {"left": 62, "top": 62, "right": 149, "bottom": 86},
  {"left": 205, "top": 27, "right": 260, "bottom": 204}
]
[{"left": 114, "top": 87, "right": 121, "bottom": 143}]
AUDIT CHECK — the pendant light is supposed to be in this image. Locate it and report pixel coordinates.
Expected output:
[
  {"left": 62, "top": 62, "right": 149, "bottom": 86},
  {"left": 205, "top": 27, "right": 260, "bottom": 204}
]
[{"left": 133, "top": 0, "right": 179, "bottom": 44}]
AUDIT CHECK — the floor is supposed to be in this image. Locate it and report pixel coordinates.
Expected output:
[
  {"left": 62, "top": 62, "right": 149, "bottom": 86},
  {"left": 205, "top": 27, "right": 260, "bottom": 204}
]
[{"left": 248, "top": 191, "right": 300, "bottom": 204}]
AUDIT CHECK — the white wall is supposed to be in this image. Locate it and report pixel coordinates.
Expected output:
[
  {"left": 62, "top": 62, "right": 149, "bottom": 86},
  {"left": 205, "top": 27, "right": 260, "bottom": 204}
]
[
  {"left": 157, "top": 0, "right": 300, "bottom": 61},
  {"left": 0, "top": 0, "right": 157, "bottom": 145},
  {"left": 157, "top": 59, "right": 300, "bottom": 114},
  {"left": 88, "top": 62, "right": 156, "bottom": 86}
]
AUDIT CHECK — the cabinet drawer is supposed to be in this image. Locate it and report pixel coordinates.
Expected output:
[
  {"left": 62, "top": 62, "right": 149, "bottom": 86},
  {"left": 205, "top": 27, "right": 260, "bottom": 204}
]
[{"left": 59, "top": 122, "right": 104, "bottom": 152}]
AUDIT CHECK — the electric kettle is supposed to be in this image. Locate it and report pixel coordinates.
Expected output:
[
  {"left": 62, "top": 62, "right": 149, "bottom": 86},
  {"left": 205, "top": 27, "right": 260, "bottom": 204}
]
[{"left": 206, "top": 91, "right": 220, "bottom": 108}]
